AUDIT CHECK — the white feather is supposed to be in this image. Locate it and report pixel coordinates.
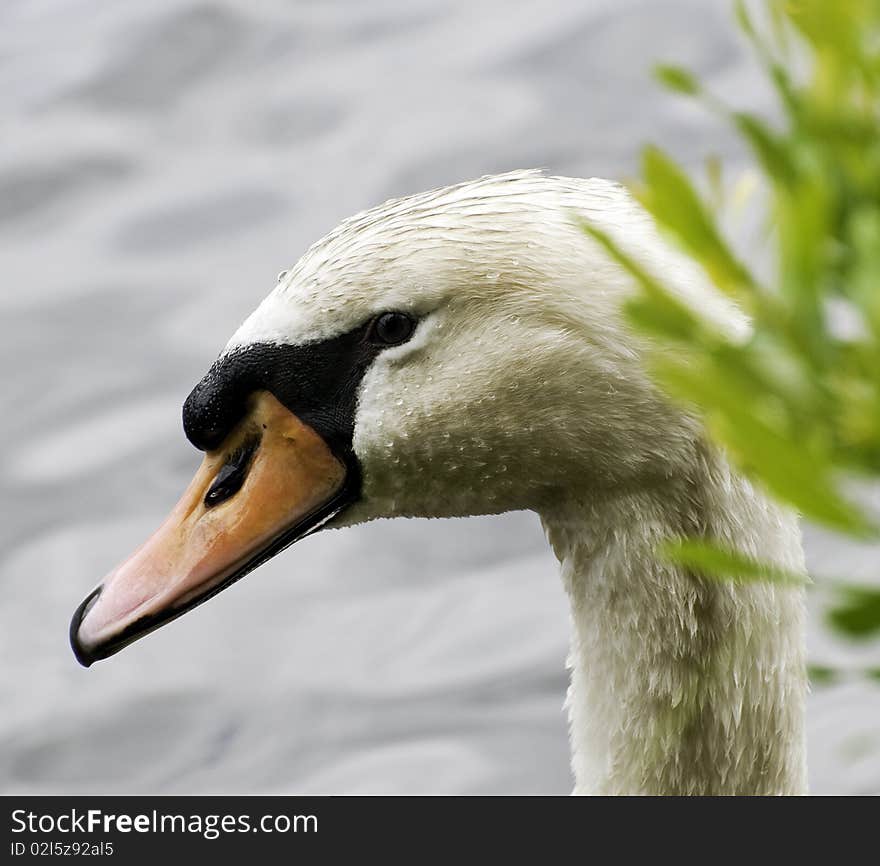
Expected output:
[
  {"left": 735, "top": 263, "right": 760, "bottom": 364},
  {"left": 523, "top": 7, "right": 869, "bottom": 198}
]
[{"left": 228, "top": 171, "right": 806, "bottom": 795}]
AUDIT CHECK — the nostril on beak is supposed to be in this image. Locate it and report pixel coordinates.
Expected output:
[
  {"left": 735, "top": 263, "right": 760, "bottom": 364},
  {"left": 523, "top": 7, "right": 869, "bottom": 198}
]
[{"left": 204, "top": 438, "right": 260, "bottom": 508}]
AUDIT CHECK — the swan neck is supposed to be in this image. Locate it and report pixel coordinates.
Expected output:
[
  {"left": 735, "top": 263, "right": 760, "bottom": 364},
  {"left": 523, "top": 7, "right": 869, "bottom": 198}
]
[{"left": 541, "top": 453, "right": 808, "bottom": 795}]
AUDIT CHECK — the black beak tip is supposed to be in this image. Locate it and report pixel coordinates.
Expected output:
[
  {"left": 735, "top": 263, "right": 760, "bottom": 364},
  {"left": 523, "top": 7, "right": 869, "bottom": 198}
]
[{"left": 70, "top": 586, "right": 102, "bottom": 668}]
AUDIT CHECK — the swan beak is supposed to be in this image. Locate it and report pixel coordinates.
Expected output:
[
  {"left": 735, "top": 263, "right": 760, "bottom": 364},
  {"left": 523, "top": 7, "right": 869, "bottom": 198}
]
[{"left": 70, "top": 391, "right": 347, "bottom": 666}]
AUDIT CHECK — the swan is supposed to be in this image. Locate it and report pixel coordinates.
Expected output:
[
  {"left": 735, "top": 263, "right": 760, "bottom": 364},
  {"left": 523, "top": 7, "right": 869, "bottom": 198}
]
[{"left": 70, "top": 171, "right": 807, "bottom": 795}]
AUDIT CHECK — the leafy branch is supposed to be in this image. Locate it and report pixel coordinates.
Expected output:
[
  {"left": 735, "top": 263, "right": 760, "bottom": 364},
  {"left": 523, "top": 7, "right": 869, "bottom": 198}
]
[{"left": 581, "top": 0, "right": 880, "bottom": 655}]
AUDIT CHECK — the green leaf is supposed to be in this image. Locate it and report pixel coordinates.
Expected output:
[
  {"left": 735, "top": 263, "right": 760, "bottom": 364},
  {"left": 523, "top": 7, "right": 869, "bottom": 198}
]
[
  {"left": 654, "top": 64, "right": 701, "bottom": 96},
  {"left": 579, "top": 218, "right": 729, "bottom": 346},
  {"left": 660, "top": 538, "right": 809, "bottom": 585},
  {"left": 807, "top": 664, "right": 839, "bottom": 685},
  {"left": 637, "top": 146, "right": 757, "bottom": 299},
  {"left": 705, "top": 154, "right": 724, "bottom": 208},
  {"left": 827, "top": 586, "right": 880, "bottom": 638},
  {"left": 651, "top": 354, "right": 876, "bottom": 536},
  {"left": 733, "top": 0, "right": 756, "bottom": 39},
  {"left": 732, "top": 112, "right": 796, "bottom": 186}
]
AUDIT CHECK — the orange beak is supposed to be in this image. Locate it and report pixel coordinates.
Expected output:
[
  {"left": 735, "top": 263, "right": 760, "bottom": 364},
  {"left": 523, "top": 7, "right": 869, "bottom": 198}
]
[{"left": 70, "top": 391, "right": 347, "bottom": 666}]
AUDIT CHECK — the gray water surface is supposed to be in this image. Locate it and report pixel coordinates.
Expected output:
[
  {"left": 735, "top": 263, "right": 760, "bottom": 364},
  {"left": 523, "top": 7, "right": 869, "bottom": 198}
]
[{"left": 2, "top": 0, "right": 878, "bottom": 794}]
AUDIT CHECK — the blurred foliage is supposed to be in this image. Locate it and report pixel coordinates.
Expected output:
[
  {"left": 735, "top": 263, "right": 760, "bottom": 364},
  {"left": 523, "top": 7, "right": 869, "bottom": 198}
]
[{"left": 582, "top": 0, "right": 880, "bottom": 660}]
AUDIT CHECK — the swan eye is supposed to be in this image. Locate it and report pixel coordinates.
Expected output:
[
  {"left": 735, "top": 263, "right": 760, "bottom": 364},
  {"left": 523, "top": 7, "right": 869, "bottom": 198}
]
[{"left": 371, "top": 312, "right": 416, "bottom": 346}]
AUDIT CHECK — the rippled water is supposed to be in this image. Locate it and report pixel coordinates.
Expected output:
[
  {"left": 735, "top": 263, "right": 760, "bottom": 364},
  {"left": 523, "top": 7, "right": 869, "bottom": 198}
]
[{"left": 2, "top": 0, "right": 878, "bottom": 794}]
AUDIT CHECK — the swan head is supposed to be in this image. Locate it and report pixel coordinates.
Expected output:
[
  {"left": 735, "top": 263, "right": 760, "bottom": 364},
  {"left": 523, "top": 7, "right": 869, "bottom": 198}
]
[{"left": 71, "top": 171, "right": 732, "bottom": 665}]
